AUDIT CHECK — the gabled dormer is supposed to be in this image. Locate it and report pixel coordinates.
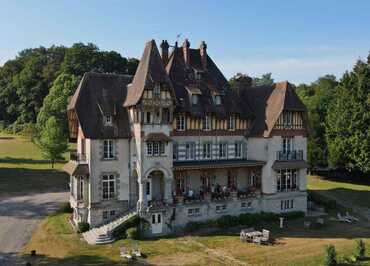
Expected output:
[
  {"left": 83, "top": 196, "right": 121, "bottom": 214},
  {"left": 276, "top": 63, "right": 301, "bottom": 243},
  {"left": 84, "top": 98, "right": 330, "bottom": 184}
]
[{"left": 124, "top": 40, "right": 176, "bottom": 125}]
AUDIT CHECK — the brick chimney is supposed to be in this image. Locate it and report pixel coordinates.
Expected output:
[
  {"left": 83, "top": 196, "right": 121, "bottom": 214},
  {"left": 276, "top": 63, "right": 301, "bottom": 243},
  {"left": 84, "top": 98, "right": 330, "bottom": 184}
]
[
  {"left": 183, "top": 39, "right": 190, "bottom": 65},
  {"left": 200, "top": 41, "right": 207, "bottom": 70},
  {"left": 160, "top": 40, "right": 169, "bottom": 65}
]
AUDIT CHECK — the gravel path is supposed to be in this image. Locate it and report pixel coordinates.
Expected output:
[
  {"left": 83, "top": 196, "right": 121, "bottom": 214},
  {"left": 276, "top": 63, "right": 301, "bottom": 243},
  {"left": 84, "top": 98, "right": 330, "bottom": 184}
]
[{"left": 0, "top": 192, "right": 68, "bottom": 266}]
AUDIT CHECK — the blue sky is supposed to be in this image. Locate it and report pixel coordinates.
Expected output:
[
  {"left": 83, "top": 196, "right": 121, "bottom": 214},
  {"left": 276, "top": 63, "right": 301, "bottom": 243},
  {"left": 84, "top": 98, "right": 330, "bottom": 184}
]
[{"left": 0, "top": 0, "right": 369, "bottom": 84}]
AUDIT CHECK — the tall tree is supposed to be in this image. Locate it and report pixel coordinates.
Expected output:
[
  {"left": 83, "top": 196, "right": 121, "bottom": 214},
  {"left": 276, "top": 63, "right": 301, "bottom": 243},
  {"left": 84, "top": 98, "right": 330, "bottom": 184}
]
[
  {"left": 325, "top": 58, "right": 370, "bottom": 173},
  {"left": 229, "top": 73, "right": 253, "bottom": 90},
  {"left": 253, "top": 72, "right": 274, "bottom": 86},
  {"left": 37, "top": 116, "right": 68, "bottom": 168}
]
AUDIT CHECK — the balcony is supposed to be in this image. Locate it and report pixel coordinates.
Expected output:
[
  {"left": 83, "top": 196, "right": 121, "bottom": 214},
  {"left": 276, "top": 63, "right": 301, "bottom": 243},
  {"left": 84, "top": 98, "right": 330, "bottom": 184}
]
[
  {"left": 276, "top": 150, "right": 303, "bottom": 161},
  {"left": 70, "top": 151, "right": 87, "bottom": 162}
]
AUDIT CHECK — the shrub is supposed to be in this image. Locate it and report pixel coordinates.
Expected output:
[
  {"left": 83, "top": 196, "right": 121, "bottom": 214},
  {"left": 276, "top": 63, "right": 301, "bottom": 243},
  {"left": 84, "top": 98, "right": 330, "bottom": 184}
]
[
  {"left": 282, "top": 211, "right": 305, "bottom": 220},
  {"left": 112, "top": 215, "right": 148, "bottom": 239},
  {"left": 126, "top": 227, "right": 138, "bottom": 239},
  {"left": 308, "top": 191, "right": 337, "bottom": 211},
  {"left": 77, "top": 222, "right": 90, "bottom": 233},
  {"left": 217, "top": 215, "right": 239, "bottom": 228},
  {"left": 57, "top": 202, "right": 73, "bottom": 213},
  {"left": 184, "top": 221, "right": 201, "bottom": 233},
  {"left": 354, "top": 239, "right": 366, "bottom": 260},
  {"left": 325, "top": 244, "right": 337, "bottom": 266}
]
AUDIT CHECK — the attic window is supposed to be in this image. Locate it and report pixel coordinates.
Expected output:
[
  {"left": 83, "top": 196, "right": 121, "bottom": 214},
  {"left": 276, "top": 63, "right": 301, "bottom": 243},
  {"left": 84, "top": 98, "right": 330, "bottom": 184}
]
[
  {"left": 213, "top": 95, "right": 221, "bottom": 105},
  {"left": 195, "top": 71, "right": 203, "bottom": 80},
  {"left": 191, "top": 94, "right": 199, "bottom": 105},
  {"left": 154, "top": 85, "right": 161, "bottom": 98},
  {"left": 105, "top": 115, "right": 112, "bottom": 125}
]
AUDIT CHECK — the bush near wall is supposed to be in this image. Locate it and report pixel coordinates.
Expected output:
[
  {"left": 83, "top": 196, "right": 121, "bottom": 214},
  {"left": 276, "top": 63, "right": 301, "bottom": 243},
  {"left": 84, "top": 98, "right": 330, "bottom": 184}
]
[
  {"left": 184, "top": 211, "right": 304, "bottom": 233},
  {"left": 308, "top": 190, "right": 338, "bottom": 211}
]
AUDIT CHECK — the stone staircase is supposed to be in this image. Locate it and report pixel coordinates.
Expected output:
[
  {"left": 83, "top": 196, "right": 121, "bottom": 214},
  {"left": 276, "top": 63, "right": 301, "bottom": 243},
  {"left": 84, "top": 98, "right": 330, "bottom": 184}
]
[{"left": 83, "top": 211, "right": 138, "bottom": 245}]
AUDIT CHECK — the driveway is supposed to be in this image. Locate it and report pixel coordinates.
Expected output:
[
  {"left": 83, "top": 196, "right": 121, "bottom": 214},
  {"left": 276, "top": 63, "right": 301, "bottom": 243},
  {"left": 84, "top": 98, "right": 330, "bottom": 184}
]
[{"left": 0, "top": 191, "right": 68, "bottom": 266}]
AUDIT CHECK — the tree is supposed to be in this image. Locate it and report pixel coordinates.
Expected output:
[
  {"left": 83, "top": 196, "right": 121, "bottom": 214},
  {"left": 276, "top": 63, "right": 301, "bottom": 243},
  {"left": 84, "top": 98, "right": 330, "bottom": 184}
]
[
  {"left": 354, "top": 239, "right": 366, "bottom": 260},
  {"left": 37, "top": 74, "right": 79, "bottom": 134},
  {"left": 325, "top": 244, "right": 337, "bottom": 266},
  {"left": 253, "top": 72, "right": 274, "bottom": 86},
  {"left": 325, "top": 58, "right": 370, "bottom": 173},
  {"left": 229, "top": 73, "right": 253, "bottom": 90},
  {"left": 296, "top": 75, "right": 338, "bottom": 167},
  {"left": 37, "top": 116, "right": 68, "bottom": 168}
]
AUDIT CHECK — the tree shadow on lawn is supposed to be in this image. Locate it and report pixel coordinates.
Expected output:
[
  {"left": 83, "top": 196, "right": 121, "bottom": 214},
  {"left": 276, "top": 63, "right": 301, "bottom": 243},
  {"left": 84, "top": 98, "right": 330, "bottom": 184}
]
[
  {"left": 0, "top": 156, "right": 66, "bottom": 165},
  {"left": 17, "top": 253, "right": 154, "bottom": 266},
  {"left": 0, "top": 168, "right": 69, "bottom": 195}
]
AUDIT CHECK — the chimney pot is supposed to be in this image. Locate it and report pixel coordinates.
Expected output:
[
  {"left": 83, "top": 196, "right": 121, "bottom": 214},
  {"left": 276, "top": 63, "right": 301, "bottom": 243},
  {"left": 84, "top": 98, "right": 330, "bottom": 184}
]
[
  {"left": 183, "top": 39, "right": 190, "bottom": 65},
  {"left": 160, "top": 40, "right": 169, "bottom": 65},
  {"left": 200, "top": 41, "right": 207, "bottom": 70}
]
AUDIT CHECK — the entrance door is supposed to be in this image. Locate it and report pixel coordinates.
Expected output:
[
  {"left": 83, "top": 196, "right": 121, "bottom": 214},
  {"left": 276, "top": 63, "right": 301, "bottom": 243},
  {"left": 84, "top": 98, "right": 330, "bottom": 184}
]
[{"left": 151, "top": 213, "right": 163, "bottom": 234}]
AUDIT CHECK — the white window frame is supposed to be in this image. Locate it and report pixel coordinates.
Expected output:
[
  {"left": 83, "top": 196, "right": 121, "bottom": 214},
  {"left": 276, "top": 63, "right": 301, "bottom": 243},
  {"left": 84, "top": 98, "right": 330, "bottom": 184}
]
[
  {"left": 235, "top": 141, "right": 243, "bottom": 158},
  {"left": 153, "top": 85, "right": 161, "bottom": 98},
  {"left": 105, "top": 115, "right": 112, "bottom": 125},
  {"left": 277, "top": 169, "right": 298, "bottom": 192},
  {"left": 218, "top": 143, "right": 227, "bottom": 159},
  {"left": 185, "top": 142, "right": 196, "bottom": 160},
  {"left": 228, "top": 115, "right": 235, "bottom": 130},
  {"left": 283, "top": 111, "right": 293, "bottom": 129},
  {"left": 202, "top": 142, "right": 212, "bottom": 159},
  {"left": 103, "top": 140, "right": 114, "bottom": 159},
  {"left": 202, "top": 115, "right": 211, "bottom": 130},
  {"left": 147, "top": 141, "right": 165, "bottom": 157},
  {"left": 177, "top": 115, "right": 186, "bottom": 131},
  {"left": 102, "top": 174, "right": 115, "bottom": 199},
  {"left": 191, "top": 94, "right": 199, "bottom": 105}
]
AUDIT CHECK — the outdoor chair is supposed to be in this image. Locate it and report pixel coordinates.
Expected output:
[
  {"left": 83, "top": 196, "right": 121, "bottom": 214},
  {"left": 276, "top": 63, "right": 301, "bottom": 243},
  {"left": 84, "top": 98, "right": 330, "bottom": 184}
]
[
  {"left": 345, "top": 211, "right": 359, "bottom": 222},
  {"left": 337, "top": 213, "right": 351, "bottom": 223},
  {"left": 260, "top": 229, "right": 270, "bottom": 244},
  {"left": 252, "top": 236, "right": 261, "bottom": 244}
]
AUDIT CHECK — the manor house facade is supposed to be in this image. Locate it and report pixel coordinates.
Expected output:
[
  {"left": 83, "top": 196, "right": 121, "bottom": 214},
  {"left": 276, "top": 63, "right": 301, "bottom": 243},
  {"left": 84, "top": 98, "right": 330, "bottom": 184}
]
[{"left": 64, "top": 39, "right": 309, "bottom": 241}]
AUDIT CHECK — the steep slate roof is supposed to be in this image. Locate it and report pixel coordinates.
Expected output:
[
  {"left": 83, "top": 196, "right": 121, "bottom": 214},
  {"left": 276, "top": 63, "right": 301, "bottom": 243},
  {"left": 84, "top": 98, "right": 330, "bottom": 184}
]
[
  {"left": 166, "top": 46, "right": 254, "bottom": 119},
  {"left": 68, "top": 72, "right": 133, "bottom": 139},
  {"left": 123, "top": 40, "right": 174, "bottom": 107},
  {"left": 242, "top": 81, "right": 307, "bottom": 137}
]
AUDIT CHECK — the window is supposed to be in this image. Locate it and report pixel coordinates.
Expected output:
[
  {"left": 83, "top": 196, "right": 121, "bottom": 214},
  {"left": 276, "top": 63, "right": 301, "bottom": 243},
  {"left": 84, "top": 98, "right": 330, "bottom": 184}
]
[
  {"left": 177, "top": 115, "right": 186, "bottom": 131},
  {"left": 213, "top": 95, "right": 221, "bottom": 105},
  {"left": 105, "top": 115, "right": 112, "bottom": 125},
  {"left": 235, "top": 141, "right": 243, "bottom": 158},
  {"left": 110, "top": 210, "right": 116, "bottom": 217},
  {"left": 282, "top": 137, "right": 293, "bottom": 154},
  {"left": 146, "top": 181, "right": 150, "bottom": 195},
  {"left": 191, "top": 94, "right": 199, "bottom": 105},
  {"left": 218, "top": 143, "right": 227, "bottom": 158},
  {"left": 173, "top": 143, "right": 178, "bottom": 160},
  {"left": 78, "top": 178, "right": 84, "bottom": 200},
  {"left": 102, "top": 174, "right": 115, "bottom": 199},
  {"left": 216, "top": 204, "right": 227, "bottom": 212},
  {"left": 202, "top": 115, "right": 211, "bottom": 130},
  {"left": 282, "top": 111, "right": 293, "bottom": 128},
  {"left": 202, "top": 142, "right": 212, "bottom": 159},
  {"left": 154, "top": 85, "right": 160, "bottom": 98},
  {"left": 195, "top": 71, "right": 202, "bottom": 80},
  {"left": 277, "top": 169, "right": 298, "bottom": 192},
  {"left": 146, "top": 112, "right": 152, "bottom": 124},
  {"left": 103, "top": 140, "right": 114, "bottom": 159},
  {"left": 188, "top": 208, "right": 201, "bottom": 216},
  {"left": 103, "top": 211, "right": 108, "bottom": 220},
  {"left": 228, "top": 115, "right": 235, "bottom": 130},
  {"left": 185, "top": 142, "right": 196, "bottom": 160},
  {"left": 281, "top": 199, "right": 294, "bottom": 211},
  {"left": 162, "top": 108, "right": 170, "bottom": 123},
  {"left": 147, "top": 142, "right": 165, "bottom": 156}
]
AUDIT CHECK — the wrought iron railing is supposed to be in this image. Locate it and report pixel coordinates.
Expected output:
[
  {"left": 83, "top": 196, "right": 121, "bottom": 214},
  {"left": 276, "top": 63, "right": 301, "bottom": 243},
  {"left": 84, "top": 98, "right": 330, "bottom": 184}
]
[{"left": 276, "top": 150, "right": 303, "bottom": 161}]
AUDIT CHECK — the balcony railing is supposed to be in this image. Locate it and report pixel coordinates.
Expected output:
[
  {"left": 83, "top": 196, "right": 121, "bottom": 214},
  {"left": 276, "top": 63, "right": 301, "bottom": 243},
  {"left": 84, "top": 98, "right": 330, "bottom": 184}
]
[
  {"left": 70, "top": 151, "right": 87, "bottom": 162},
  {"left": 276, "top": 150, "right": 303, "bottom": 161}
]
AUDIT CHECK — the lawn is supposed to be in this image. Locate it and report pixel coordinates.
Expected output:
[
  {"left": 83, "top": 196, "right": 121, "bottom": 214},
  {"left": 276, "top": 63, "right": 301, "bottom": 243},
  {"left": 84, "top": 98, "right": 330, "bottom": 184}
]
[
  {"left": 20, "top": 212, "right": 370, "bottom": 266},
  {"left": 308, "top": 175, "right": 370, "bottom": 208},
  {"left": 0, "top": 133, "right": 70, "bottom": 195}
]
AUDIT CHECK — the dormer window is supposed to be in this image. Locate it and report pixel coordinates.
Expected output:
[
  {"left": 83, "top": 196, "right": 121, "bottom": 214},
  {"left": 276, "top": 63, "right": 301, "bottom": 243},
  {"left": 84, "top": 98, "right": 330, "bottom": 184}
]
[
  {"left": 105, "top": 115, "right": 112, "bottom": 125},
  {"left": 191, "top": 94, "right": 199, "bottom": 105},
  {"left": 195, "top": 70, "right": 202, "bottom": 80},
  {"left": 213, "top": 95, "right": 221, "bottom": 105},
  {"left": 154, "top": 85, "right": 161, "bottom": 98},
  {"left": 177, "top": 115, "right": 186, "bottom": 131}
]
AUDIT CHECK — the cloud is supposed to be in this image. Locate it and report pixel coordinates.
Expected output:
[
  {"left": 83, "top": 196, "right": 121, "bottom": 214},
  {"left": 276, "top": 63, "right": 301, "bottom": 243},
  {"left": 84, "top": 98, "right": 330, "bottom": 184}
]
[{"left": 219, "top": 55, "right": 362, "bottom": 84}]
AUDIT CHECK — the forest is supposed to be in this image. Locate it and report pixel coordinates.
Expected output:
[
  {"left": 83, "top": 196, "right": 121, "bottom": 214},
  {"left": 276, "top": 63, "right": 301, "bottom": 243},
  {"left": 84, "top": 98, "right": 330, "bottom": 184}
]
[{"left": 0, "top": 45, "right": 369, "bottom": 174}]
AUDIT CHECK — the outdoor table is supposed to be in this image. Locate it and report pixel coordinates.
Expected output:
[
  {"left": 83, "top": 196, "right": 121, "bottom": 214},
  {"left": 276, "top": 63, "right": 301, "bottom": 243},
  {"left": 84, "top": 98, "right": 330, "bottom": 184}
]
[{"left": 245, "top": 231, "right": 262, "bottom": 242}]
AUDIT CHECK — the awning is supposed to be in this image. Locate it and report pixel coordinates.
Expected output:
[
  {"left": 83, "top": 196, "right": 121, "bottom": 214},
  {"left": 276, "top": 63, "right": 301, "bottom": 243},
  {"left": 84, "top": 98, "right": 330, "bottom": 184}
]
[
  {"left": 173, "top": 159, "right": 265, "bottom": 171},
  {"left": 144, "top": 133, "right": 172, "bottom": 142},
  {"left": 63, "top": 162, "right": 89, "bottom": 176},
  {"left": 272, "top": 160, "right": 309, "bottom": 170}
]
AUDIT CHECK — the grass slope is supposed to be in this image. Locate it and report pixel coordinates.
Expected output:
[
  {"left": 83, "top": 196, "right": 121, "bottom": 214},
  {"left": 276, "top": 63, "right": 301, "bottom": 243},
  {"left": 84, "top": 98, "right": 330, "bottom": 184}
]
[{"left": 0, "top": 134, "right": 70, "bottom": 195}]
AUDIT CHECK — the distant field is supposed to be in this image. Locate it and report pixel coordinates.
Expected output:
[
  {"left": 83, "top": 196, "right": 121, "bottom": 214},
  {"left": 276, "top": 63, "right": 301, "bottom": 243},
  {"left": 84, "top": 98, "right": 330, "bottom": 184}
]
[{"left": 0, "top": 133, "right": 70, "bottom": 195}]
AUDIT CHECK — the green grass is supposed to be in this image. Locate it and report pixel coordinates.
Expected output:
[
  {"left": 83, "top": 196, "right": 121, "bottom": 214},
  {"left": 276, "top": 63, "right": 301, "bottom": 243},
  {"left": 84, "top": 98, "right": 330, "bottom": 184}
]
[
  {"left": 308, "top": 175, "right": 370, "bottom": 208},
  {"left": 0, "top": 133, "right": 70, "bottom": 195},
  {"left": 20, "top": 212, "right": 370, "bottom": 266}
]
